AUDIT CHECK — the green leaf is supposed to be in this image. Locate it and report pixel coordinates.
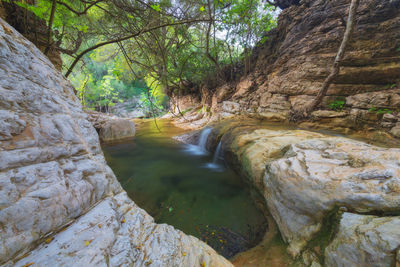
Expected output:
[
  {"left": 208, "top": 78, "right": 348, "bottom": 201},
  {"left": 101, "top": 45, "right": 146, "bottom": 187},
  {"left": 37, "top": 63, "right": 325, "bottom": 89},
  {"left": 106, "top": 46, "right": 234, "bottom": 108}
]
[
  {"left": 200, "top": 6, "right": 205, "bottom": 12},
  {"left": 151, "top": 4, "right": 161, "bottom": 12}
]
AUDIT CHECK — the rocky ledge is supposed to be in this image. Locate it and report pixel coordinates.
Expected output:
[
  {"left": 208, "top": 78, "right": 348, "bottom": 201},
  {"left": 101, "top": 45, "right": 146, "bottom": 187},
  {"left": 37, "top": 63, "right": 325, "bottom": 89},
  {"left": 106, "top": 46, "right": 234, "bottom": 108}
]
[
  {"left": 175, "top": 118, "right": 400, "bottom": 266},
  {"left": 0, "top": 19, "right": 231, "bottom": 267},
  {"left": 87, "top": 111, "right": 136, "bottom": 143}
]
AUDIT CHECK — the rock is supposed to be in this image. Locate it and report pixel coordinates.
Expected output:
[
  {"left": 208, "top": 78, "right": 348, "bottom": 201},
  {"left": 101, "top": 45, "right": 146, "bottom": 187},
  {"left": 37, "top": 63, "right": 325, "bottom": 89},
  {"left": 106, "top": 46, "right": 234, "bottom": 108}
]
[
  {"left": 311, "top": 110, "right": 348, "bottom": 118},
  {"left": 346, "top": 89, "right": 400, "bottom": 110},
  {"left": 264, "top": 138, "right": 400, "bottom": 256},
  {"left": 232, "top": 78, "right": 255, "bottom": 99},
  {"left": 9, "top": 192, "right": 231, "bottom": 267},
  {"left": 0, "top": 18, "right": 231, "bottom": 267},
  {"left": 110, "top": 97, "right": 146, "bottom": 118},
  {"left": 0, "top": 110, "right": 26, "bottom": 140},
  {"left": 172, "top": 130, "right": 200, "bottom": 144},
  {"left": 99, "top": 119, "right": 136, "bottom": 142},
  {"left": 258, "top": 112, "right": 288, "bottom": 122},
  {"left": 169, "top": 0, "right": 400, "bottom": 139},
  {"left": 325, "top": 213, "right": 400, "bottom": 267},
  {"left": 86, "top": 111, "right": 136, "bottom": 142},
  {"left": 199, "top": 118, "right": 400, "bottom": 262},
  {"left": 222, "top": 101, "right": 241, "bottom": 114},
  {"left": 383, "top": 113, "right": 398, "bottom": 122},
  {"left": 391, "top": 123, "right": 400, "bottom": 138}
]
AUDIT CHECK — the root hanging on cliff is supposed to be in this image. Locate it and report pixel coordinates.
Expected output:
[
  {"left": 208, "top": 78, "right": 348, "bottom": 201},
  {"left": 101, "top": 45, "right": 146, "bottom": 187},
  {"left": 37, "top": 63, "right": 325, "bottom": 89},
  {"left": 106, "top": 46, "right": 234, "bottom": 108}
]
[{"left": 291, "top": 0, "right": 360, "bottom": 121}]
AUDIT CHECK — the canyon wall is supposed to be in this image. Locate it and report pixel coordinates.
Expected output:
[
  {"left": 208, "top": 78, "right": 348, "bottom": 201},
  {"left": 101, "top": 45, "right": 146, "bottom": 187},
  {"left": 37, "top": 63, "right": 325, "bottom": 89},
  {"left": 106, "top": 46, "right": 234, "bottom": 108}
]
[
  {"left": 0, "top": 18, "right": 231, "bottom": 267},
  {"left": 174, "top": 0, "right": 400, "bottom": 138}
]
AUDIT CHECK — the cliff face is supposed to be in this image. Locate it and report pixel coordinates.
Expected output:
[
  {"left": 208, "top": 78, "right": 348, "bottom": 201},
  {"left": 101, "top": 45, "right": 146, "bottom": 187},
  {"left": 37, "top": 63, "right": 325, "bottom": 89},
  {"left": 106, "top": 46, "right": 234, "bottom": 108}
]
[
  {"left": 175, "top": 0, "right": 400, "bottom": 138},
  {"left": 0, "top": 18, "right": 231, "bottom": 267},
  {"left": 0, "top": 1, "right": 63, "bottom": 70}
]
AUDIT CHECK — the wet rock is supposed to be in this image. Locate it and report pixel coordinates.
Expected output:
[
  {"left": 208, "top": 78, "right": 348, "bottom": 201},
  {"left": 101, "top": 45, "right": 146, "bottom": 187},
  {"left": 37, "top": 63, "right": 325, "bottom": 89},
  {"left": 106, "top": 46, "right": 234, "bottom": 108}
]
[
  {"left": 197, "top": 119, "right": 400, "bottom": 264},
  {"left": 172, "top": 130, "right": 200, "bottom": 144},
  {"left": 325, "top": 213, "right": 400, "bottom": 267},
  {"left": 0, "top": 18, "right": 231, "bottom": 267}
]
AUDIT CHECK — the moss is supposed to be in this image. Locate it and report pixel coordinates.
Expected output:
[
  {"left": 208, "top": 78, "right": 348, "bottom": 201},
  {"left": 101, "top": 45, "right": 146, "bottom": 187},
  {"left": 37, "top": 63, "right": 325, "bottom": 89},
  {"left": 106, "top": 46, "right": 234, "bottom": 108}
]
[{"left": 305, "top": 207, "right": 342, "bottom": 265}]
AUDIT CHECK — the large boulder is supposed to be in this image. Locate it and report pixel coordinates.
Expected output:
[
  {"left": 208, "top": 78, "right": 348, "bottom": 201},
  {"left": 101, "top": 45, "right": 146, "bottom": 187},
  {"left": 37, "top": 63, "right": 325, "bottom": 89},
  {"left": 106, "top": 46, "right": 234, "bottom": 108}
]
[
  {"left": 0, "top": 18, "right": 231, "bottom": 267},
  {"left": 87, "top": 111, "right": 136, "bottom": 142},
  {"left": 178, "top": 118, "right": 400, "bottom": 265},
  {"left": 325, "top": 213, "right": 400, "bottom": 267},
  {"left": 99, "top": 119, "right": 136, "bottom": 143},
  {"left": 265, "top": 138, "right": 400, "bottom": 256}
]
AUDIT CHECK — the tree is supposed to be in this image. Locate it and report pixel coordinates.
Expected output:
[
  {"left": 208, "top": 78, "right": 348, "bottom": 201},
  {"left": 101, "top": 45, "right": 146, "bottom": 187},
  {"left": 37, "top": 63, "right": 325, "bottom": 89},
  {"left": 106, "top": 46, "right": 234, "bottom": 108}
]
[{"left": 293, "top": 0, "right": 360, "bottom": 119}]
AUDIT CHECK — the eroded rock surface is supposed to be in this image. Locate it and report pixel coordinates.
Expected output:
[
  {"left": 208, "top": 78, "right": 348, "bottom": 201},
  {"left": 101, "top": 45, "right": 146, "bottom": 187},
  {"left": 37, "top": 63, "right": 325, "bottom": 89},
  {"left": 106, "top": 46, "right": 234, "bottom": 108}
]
[
  {"left": 170, "top": 0, "right": 400, "bottom": 138},
  {"left": 175, "top": 118, "right": 400, "bottom": 265},
  {"left": 0, "top": 19, "right": 231, "bottom": 267},
  {"left": 6, "top": 193, "right": 230, "bottom": 267},
  {"left": 265, "top": 138, "right": 400, "bottom": 256},
  {"left": 87, "top": 111, "right": 136, "bottom": 143},
  {"left": 325, "top": 213, "right": 400, "bottom": 267}
]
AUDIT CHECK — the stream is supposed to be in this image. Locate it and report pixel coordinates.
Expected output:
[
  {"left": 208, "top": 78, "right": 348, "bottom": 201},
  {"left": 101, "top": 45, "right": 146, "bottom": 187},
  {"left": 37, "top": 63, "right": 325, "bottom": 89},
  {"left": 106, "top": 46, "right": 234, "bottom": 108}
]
[{"left": 102, "top": 119, "right": 267, "bottom": 258}]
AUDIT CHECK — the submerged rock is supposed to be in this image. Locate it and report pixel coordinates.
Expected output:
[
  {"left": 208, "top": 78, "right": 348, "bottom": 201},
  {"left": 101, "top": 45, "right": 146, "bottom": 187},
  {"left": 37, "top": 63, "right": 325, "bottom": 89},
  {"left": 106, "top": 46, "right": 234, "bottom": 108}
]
[{"left": 0, "top": 18, "right": 231, "bottom": 267}]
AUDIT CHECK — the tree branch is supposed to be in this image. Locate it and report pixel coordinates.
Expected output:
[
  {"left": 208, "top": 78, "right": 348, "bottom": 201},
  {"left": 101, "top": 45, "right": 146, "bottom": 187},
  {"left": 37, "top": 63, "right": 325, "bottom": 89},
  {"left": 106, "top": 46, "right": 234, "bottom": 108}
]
[
  {"left": 301, "top": 0, "right": 360, "bottom": 116},
  {"left": 65, "top": 18, "right": 213, "bottom": 77},
  {"left": 57, "top": 0, "right": 104, "bottom": 16}
]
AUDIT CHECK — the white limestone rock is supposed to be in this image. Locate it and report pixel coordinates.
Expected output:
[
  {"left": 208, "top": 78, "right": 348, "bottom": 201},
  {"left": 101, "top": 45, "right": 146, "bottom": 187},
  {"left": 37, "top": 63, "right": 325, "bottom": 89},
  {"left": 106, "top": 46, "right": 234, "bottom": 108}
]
[
  {"left": 0, "top": 18, "right": 231, "bottom": 267},
  {"left": 264, "top": 138, "right": 400, "bottom": 256},
  {"left": 325, "top": 213, "right": 400, "bottom": 267}
]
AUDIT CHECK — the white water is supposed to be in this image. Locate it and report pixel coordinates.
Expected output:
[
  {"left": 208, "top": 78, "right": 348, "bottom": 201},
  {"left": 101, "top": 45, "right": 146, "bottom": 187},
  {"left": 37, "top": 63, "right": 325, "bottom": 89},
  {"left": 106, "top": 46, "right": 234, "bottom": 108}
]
[
  {"left": 198, "top": 128, "right": 212, "bottom": 150},
  {"left": 212, "top": 141, "right": 222, "bottom": 163},
  {"left": 182, "top": 127, "right": 224, "bottom": 171},
  {"left": 183, "top": 127, "right": 212, "bottom": 156},
  {"left": 204, "top": 141, "right": 224, "bottom": 172}
]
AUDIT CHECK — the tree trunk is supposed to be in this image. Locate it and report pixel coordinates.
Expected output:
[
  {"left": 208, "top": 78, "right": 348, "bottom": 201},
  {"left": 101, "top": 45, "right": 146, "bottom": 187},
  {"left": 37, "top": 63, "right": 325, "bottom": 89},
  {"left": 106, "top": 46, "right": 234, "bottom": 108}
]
[
  {"left": 305, "top": 0, "right": 360, "bottom": 115},
  {"left": 44, "top": 0, "right": 57, "bottom": 55}
]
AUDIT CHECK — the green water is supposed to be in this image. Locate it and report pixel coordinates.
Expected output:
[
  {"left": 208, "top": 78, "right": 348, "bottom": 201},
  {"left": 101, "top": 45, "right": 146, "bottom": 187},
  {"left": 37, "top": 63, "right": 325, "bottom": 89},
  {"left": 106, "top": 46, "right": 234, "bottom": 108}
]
[{"left": 102, "top": 119, "right": 267, "bottom": 258}]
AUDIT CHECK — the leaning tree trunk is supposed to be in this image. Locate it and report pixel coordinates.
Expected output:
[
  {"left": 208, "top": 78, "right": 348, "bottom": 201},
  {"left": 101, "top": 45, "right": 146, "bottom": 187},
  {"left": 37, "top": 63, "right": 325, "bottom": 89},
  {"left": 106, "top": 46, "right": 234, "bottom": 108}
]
[{"left": 305, "top": 0, "right": 360, "bottom": 115}]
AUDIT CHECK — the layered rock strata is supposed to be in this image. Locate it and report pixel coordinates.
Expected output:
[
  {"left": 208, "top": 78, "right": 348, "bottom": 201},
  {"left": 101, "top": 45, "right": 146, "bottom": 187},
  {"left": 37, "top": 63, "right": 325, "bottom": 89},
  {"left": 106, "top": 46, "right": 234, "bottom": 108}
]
[{"left": 171, "top": 0, "right": 400, "bottom": 138}]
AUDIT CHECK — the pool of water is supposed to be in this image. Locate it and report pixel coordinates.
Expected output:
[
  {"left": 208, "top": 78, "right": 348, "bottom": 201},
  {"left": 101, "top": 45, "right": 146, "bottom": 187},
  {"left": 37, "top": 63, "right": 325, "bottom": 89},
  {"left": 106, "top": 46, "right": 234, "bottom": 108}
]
[{"left": 102, "top": 119, "right": 267, "bottom": 258}]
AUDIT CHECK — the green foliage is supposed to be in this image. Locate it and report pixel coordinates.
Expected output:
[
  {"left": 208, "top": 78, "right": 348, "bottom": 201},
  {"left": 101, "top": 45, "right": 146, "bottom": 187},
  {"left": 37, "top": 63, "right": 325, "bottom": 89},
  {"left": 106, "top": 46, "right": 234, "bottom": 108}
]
[
  {"left": 139, "top": 74, "right": 168, "bottom": 116},
  {"left": 69, "top": 44, "right": 153, "bottom": 112},
  {"left": 368, "top": 107, "right": 393, "bottom": 115},
  {"left": 150, "top": 4, "right": 161, "bottom": 12},
  {"left": 328, "top": 99, "right": 345, "bottom": 111},
  {"left": 15, "top": 0, "right": 277, "bottom": 117}
]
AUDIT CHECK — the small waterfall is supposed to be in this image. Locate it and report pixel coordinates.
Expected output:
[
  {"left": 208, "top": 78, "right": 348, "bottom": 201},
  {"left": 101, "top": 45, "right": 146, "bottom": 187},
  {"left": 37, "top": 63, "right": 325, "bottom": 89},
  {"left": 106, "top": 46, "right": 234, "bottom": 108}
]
[
  {"left": 212, "top": 141, "right": 222, "bottom": 163},
  {"left": 203, "top": 141, "right": 224, "bottom": 172},
  {"left": 198, "top": 127, "right": 212, "bottom": 151},
  {"left": 182, "top": 127, "right": 212, "bottom": 156}
]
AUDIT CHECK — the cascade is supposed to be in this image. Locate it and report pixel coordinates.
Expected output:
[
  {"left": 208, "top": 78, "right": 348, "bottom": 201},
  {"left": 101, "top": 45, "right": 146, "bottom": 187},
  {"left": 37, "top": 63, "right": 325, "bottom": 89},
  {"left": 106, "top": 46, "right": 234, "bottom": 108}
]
[
  {"left": 212, "top": 141, "right": 222, "bottom": 163},
  {"left": 198, "top": 127, "right": 212, "bottom": 151}
]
